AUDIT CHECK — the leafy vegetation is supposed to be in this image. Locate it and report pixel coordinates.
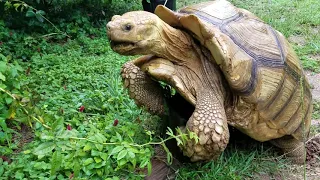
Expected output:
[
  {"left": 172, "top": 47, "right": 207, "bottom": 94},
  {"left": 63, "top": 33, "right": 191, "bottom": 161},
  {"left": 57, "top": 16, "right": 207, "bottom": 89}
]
[{"left": 0, "top": 0, "right": 319, "bottom": 179}]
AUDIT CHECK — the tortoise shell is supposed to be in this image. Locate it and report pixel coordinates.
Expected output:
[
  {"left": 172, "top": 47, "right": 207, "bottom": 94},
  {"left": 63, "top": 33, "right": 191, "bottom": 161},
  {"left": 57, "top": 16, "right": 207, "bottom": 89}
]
[{"left": 155, "top": 0, "right": 312, "bottom": 142}]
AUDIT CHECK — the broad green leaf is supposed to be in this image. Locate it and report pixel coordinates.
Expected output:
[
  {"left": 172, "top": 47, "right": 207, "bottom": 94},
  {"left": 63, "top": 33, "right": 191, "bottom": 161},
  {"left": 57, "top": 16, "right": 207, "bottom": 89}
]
[
  {"left": 110, "top": 146, "right": 124, "bottom": 155},
  {"left": 83, "top": 158, "right": 94, "bottom": 166},
  {"left": 51, "top": 151, "right": 63, "bottom": 175},
  {"left": 35, "top": 13, "right": 44, "bottom": 23},
  {"left": 117, "top": 149, "right": 127, "bottom": 160},
  {"left": 128, "top": 151, "right": 135, "bottom": 159},
  {"left": 139, "top": 158, "right": 149, "bottom": 168},
  {"left": 0, "top": 72, "right": 5, "bottom": 81},
  {"left": 100, "top": 152, "right": 108, "bottom": 161},
  {"left": 73, "top": 160, "right": 80, "bottom": 177},
  {"left": 83, "top": 144, "right": 92, "bottom": 151},
  {"left": 0, "top": 62, "right": 6, "bottom": 72},
  {"left": 15, "top": 171, "right": 24, "bottom": 179},
  {"left": 37, "top": 10, "right": 46, "bottom": 15},
  {"left": 5, "top": 97, "right": 12, "bottom": 105},
  {"left": 94, "top": 157, "right": 102, "bottom": 163},
  {"left": 94, "top": 133, "right": 106, "bottom": 143},
  {"left": 26, "top": 9, "right": 35, "bottom": 17},
  {"left": 33, "top": 142, "right": 55, "bottom": 156},
  {"left": 116, "top": 132, "right": 122, "bottom": 141},
  {"left": 95, "top": 144, "right": 103, "bottom": 151}
]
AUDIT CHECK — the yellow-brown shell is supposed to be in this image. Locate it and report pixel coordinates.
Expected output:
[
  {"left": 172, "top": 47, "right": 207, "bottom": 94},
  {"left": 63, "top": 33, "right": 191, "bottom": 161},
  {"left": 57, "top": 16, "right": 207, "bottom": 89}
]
[{"left": 155, "top": 0, "right": 312, "bottom": 141}]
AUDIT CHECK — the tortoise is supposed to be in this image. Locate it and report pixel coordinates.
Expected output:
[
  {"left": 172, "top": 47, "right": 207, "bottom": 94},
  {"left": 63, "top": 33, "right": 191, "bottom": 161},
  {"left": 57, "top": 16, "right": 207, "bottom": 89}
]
[{"left": 107, "top": 0, "right": 312, "bottom": 163}]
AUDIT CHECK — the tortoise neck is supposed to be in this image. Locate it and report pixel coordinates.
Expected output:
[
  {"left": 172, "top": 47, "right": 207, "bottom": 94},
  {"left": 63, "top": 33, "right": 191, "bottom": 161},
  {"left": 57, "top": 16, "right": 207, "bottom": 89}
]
[{"left": 153, "top": 22, "right": 197, "bottom": 62}]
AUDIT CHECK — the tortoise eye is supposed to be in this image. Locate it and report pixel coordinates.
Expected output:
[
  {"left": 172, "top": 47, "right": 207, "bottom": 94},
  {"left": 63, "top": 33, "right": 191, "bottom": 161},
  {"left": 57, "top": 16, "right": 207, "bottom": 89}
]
[{"left": 124, "top": 24, "right": 132, "bottom": 31}]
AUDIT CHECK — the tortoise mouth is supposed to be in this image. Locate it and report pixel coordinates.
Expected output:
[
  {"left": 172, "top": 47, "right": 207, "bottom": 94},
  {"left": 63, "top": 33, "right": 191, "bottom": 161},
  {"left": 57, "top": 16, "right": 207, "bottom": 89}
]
[{"left": 110, "top": 41, "right": 137, "bottom": 54}]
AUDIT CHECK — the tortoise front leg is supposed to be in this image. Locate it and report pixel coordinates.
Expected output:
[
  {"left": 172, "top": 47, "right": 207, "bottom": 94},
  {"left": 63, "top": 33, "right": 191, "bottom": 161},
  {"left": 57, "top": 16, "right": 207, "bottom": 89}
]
[
  {"left": 181, "top": 90, "right": 230, "bottom": 162},
  {"left": 121, "top": 55, "right": 165, "bottom": 115}
]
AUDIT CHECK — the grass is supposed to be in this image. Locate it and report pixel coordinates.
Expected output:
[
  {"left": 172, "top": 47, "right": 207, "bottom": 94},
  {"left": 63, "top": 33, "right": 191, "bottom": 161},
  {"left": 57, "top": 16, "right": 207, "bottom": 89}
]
[{"left": 1, "top": 0, "right": 319, "bottom": 179}]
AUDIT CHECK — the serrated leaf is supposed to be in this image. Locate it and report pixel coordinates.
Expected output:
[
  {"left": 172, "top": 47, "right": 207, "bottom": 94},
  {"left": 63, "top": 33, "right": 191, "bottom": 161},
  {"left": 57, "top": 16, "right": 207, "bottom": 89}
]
[
  {"left": 33, "top": 142, "right": 55, "bottom": 156},
  {"left": 26, "top": 9, "right": 35, "bottom": 17},
  {"left": 117, "top": 149, "right": 127, "bottom": 160},
  {"left": 51, "top": 151, "right": 63, "bottom": 175}
]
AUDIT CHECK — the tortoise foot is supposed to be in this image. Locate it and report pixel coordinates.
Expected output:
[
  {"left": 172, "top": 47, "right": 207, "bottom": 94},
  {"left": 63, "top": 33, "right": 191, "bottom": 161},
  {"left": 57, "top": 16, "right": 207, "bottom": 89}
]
[
  {"left": 180, "top": 90, "right": 230, "bottom": 162},
  {"left": 121, "top": 60, "right": 165, "bottom": 115},
  {"left": 271, "top": 135, "right": 306, "bottom": 164}
]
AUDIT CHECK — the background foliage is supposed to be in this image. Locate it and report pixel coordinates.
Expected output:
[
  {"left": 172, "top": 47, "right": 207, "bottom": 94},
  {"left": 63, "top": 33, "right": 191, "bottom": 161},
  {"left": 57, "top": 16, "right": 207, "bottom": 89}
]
[{"left": 0, "top": 0, "right": 319, "bottom": 179}]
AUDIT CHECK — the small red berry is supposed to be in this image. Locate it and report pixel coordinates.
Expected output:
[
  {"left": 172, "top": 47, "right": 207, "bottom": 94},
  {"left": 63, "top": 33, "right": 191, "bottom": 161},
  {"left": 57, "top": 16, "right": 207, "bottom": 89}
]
[
  {"left": 79, "top": 106, "right": 85, "bottom": 112},
  {"left": 113, "top": 119, "right": 119, "bottom": 126},
  {"left": 67, "top": 124, "right": 72, "bottom": 130}
]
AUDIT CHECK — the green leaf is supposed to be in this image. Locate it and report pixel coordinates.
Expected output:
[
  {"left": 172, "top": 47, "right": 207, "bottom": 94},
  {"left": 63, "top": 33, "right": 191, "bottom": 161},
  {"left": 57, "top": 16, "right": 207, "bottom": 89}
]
[
  {"left": 117, "top": 149, "right": 127, "bottom": 160},
  {"left": 110, "top": 146, "right": 124, "bottom": 155},
  {"left": 26, "top": 9, "right": 35, "bottom": 17},
  {"left": 127, "top": 151, "right": 135, "bottom": 159},
  {"left": 95, "top": 144, "right": 103, "bottom": 151},
  {"left": 73, "top": 160, "right": 80, "bottom": 177},
  {"left": 147, "top": 161, "right": 152, "bottom": 176},
  {"left": 37, "top": 10, "right": 46, "bottom": 15},
  {"left": 94, "top": 133, "right": 106, "bottom": 143},
  {"left": 5, "top": 97, "right": 12, "bottom": 105},
  {"left": 0, "top": 62, "right": 6, "bottom": 72},
  {"left": 83, "top": 144, "right": 92, "bottom": 151},
  {"left": 139, "top": 158, "right": 149, "bottom": 168},
  {"left": 51, "top": 151, "right": 63, "bottom": 175},
  {"left": 35, "top": 13, "right": 44, "bottom": 23},
  {"left": 33, "top": 142, "right": 55, "bottom": 156},
  {"left": 83, "top": 158, "right": 94, "bottom": 166},
  {"left": 100, "top": 152, "right": 108, "bottom": 161},
  {"left": 15, "top": 171, "right": 24, "bottom": 179},
  {"left": 13, "top": 3, "right": 21, "bottom": 11},
  {"left": 116, "top": 132, "right": 122, "bottom": 141},
  {"left": 0, "top": 72, "right": 5, "bottom": 81},
  {"left": 94, "top": 157, "right": 102, "bottom": 163}
]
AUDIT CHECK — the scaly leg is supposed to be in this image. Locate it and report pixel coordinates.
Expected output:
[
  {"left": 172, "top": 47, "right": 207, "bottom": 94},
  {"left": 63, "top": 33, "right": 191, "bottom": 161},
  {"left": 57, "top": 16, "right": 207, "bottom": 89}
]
[
  {"left": 121, "top": 55, "right": 165, "bottom": 115},
  {"left": 270, "top": 135, "right": 305, "bottom": 164},
  {"left": 180, "top": 90, "right": 230, "bottom": 162}
]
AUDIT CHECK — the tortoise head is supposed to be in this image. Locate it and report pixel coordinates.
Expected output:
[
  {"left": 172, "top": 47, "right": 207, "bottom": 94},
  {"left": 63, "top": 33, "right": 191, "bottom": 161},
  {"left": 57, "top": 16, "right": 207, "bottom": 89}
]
[{"left": 107, "top": 11, "right": 163, "bottom": 55}]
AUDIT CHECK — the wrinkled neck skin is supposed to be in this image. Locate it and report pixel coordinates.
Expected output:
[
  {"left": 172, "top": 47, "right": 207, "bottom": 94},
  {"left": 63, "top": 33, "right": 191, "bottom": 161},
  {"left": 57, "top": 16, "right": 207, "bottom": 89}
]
[{"left": 152, "top": 22, "right": 232, "bottom": 107}]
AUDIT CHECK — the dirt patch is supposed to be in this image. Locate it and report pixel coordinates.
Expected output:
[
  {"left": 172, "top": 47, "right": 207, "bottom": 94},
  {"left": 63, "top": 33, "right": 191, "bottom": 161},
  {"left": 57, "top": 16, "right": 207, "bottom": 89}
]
[
  {"left": 288, "top": 35, "right": 306, "bottom": 46},
  {"left": 306, "top": 134, "right": 320, "bottom": 166},
  {"left": 306, "top": 71, "right": 320, "bottom": 102}
]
